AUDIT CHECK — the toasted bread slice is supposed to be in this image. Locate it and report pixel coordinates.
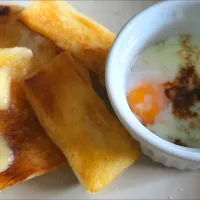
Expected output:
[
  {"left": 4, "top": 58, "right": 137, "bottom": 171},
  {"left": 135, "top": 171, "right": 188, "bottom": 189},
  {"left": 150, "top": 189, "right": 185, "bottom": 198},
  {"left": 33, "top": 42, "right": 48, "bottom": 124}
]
[
  {"left": 0, "top": 5, "right": 59, "bottom": 72},
  {"left": 24, "top": 52, "right": 140, "bottom": 193},
  {"left": 0, "top": 47, "right": 66, "bottom": 191},
  {"left": 20, "top": 0, "right": 115, "bottom": 74},
  {"left": 0, "top": 5, "right": 91, "bottom": 84}
]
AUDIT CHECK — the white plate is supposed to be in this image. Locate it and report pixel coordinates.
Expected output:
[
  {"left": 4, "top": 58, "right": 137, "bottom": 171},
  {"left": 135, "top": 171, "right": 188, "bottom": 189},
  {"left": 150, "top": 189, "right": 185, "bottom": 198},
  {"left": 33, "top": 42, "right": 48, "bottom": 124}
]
[{"left": 1, "top": 1, "right": 200, "bottom": 199}]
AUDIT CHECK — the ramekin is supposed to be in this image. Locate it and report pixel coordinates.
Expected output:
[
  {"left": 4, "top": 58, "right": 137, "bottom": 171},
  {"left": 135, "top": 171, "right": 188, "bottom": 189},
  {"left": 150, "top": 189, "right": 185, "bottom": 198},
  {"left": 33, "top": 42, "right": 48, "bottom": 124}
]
[{"left": 106, "top": 0, "right": 200, "bottom": 170}]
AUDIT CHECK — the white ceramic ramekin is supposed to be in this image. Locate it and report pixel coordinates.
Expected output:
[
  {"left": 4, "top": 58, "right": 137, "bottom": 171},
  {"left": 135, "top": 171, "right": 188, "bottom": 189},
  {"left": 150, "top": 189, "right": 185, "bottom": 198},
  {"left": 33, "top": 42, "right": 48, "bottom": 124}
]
[{"left": 106, "top": 0, "right": 200, "bottom": 170}]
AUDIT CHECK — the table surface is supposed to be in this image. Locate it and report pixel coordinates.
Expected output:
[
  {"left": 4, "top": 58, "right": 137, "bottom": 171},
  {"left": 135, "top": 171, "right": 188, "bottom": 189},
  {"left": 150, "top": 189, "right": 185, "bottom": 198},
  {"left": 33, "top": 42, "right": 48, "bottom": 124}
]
[{"left": 1, "top": 1, "right": 200, "bottom": 199}]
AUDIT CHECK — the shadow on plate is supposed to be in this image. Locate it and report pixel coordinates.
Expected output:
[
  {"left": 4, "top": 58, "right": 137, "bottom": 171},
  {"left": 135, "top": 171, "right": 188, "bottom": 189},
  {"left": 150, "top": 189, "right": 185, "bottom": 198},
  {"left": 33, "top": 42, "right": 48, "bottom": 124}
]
[
  {"left": 1, "top": 162, "right": 79, "bottom": 198},
  {"left": 25, "top": 162, "right": 79, "bottom": 190},
  {"left": 92, "top": 155, "right": 189, "bottom": 198}
]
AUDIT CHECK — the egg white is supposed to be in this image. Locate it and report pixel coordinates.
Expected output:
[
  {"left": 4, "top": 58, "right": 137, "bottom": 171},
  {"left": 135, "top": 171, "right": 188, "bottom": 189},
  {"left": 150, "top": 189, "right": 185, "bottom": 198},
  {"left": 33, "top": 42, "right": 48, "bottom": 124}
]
[
  {"left": 147, "top": 103, "right": 200, "bottom": 146},
  {"left": 129, "top": 35, "right": 200, "bottom": 148},
  {"left": 128, "top": 36, "right": 184, "bottom": 91}
]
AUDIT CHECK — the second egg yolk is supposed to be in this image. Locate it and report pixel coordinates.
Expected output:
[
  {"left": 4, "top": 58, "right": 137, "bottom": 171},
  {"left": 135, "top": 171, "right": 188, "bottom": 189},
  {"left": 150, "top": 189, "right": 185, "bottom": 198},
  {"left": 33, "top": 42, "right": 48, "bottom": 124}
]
[{"left": 127, "top": 84, "right": 167, "bottom": 124}]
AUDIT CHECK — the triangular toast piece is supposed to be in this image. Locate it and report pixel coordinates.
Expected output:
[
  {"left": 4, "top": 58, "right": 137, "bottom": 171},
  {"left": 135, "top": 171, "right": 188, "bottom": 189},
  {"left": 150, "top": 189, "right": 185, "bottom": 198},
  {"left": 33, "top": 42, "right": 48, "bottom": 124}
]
[{"left": 0, "top": 47, "right": 66, "bottom": 191}]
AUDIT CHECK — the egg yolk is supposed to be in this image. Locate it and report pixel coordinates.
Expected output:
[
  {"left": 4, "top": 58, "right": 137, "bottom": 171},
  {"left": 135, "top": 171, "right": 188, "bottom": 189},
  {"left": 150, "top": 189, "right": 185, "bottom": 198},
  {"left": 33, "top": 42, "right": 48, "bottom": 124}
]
[{"left": 127, "top": 84, "right": 167, "bottom": 124}]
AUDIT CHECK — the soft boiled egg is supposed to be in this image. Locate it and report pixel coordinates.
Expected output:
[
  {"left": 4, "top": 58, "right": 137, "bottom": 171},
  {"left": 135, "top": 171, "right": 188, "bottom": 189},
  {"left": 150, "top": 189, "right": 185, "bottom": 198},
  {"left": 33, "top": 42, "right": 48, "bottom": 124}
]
[{"left": 127, "top": 34, "right": 200, "bottom": 148}]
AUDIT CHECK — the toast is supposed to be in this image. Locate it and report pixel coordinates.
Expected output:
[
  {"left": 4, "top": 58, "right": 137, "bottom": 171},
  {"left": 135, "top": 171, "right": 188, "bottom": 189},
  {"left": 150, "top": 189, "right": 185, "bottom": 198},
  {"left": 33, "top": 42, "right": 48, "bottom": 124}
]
[
  {"left": 24, "top": 52, "right": 140, "bottom": 193},
  {"left": 20, "top": 0, "right": 115, "bottom": 74},
  {"left": 0, "top": 47, "right": 66, "bottom": 190},
  {"left": 0, "top": 5, "right": 91, "bottom": 84}
]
